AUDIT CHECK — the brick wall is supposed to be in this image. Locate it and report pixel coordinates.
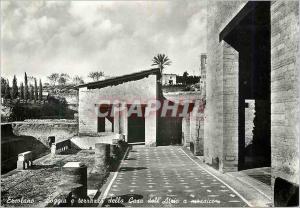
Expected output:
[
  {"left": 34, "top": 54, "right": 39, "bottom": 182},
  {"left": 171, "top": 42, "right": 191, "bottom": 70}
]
[
  {"left": 222, "top": 42, "right": 239, "bottom": 172},
  {"left": 205, "top": 0, "right": 246, "bottom": 171},
  {"left": 271, "top": 0, "right": 299, "bottom": 187},
  {"left": 206, "top": 0, "right": 299, "bottom": 185}
]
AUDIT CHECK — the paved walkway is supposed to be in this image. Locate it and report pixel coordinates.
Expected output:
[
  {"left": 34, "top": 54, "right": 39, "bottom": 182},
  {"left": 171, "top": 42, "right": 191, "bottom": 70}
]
[{"left": 101, "top": 146, "right": 249, "bottom": 207}]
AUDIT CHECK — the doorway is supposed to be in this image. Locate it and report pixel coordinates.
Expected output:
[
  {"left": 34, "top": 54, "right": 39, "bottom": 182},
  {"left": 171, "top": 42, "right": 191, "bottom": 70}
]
[
  {"left": 157, "top": 117, "right": 182, "bottom": 145},
  {"left": 97, "top": 105, "right": 114, "bottom": 133},
  {"left": 221, "top": 1, "right": 271, "bottom": 170},
  {"left": 127, "top": 105, "right": 145, "bottom": 144}
]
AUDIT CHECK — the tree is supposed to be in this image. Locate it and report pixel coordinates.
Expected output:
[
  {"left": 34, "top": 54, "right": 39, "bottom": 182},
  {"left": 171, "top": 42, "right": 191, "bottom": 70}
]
[
  {"left": 151, "top": 54, "right": 172, "bottom": 73},
  {"left": 24, "top": 72, "right": 29, "bottom": 100},
  {"left": 58, "top": 73, "right": 70, "bottom": 85},
  {"left": 1, "top": 77, "right": 7, "bottom": 95},
  {"left": 30, "top": 85, "right": 34, "bottom": 100},
  {"left": 20, "top": 82, "right": 24, "bottom": 99},
  {"left": 72, "top": 75, "right": 84, "bottom": 85},
  {"left": 11, "top": 75, "right": 18, "bottom": 99},
  {"left": 39, "top": 79, "right": 43, "bottom": 101},
  {"left": 183, "top": 71, "right": 189, "bottom": 85},
  {"left": 27, "top": 76, "right": 35, "bottom": 86},
  {"left": 88, "top": 71, "right": 104, "bottom": 81},
  {"left": 47, "top": 73, "right": 59, "bottom": 86},
  {"left": 34, "top": 78, "right": 38, "bottom": 102},
  {"left": 4, "top": 80, "right": 11, "bottom": 99}
]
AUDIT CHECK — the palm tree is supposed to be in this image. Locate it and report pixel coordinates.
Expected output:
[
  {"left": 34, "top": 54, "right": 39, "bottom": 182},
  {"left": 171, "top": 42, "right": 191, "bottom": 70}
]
[{"left": 151, "top": 54, "right": 172, "bottom": 73}]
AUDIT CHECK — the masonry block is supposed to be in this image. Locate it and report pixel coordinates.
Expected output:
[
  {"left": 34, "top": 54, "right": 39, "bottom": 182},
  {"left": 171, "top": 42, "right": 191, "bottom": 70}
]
[
  {"left": 17, "top": 151, "right": 33, "bottom": 170},
  {"left": 95, "top": 143, "right": 110, "bottom": 175},
  {"left": 60, "top": 162, "right": 88, "bottom": 206}
]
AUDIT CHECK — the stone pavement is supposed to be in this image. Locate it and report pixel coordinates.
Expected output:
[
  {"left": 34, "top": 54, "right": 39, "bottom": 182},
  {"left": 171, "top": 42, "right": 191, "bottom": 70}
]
[{"left": 101, "top": 146, "right": 249, "bottom": 207}]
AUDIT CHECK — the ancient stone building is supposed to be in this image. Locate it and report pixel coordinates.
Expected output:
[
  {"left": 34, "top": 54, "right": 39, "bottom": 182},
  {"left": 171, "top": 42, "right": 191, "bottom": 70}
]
[
  {"left": 77, "top": 69, "right": 160, "bottom": 146},
  {"left": 162, "top": 73, "right": 177, "bottom": 85},
  {"left": 205, "top": 0, "right": 299, "bottom": 205},
  {"left": 77, "top": 68, "right": 197, "bottom": 147}
]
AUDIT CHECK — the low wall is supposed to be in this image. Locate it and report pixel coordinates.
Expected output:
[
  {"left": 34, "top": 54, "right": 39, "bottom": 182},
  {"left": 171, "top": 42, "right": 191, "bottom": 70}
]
[
  {"left": 1, "top": 120, "right": 78, "bottom": 173},
  {"left": 12, "top": 119, "right": 78, "bottom": 147},
  {"left": 71, "top": 133, "right": 123, "bottom": 150}
]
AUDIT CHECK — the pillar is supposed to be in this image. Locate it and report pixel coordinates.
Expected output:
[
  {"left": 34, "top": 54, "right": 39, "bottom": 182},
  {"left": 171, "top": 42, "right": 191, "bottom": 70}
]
[
  {"left": 61, "top": 162, "right": 87, "bottom": 204},
  {"left": 145, "top": 106, "right": 157, "bottom": 146},
  {"left": 113, "top": 104, "right": 120, "bottom": 134},
  {"left": 51, "top": 143, "right": 56, "bottom": 155},
  {"left": 119, "top": 103, "right": 128, "bottom": 142},
  {"left": 221, "top": 41, "right": 239, "bottom": 172},
  {"left": 183, "top": 114, "right": 190, "bottom": 147},
  {"left": 95, "top": 143, "right": 110, "bottom": 175}
]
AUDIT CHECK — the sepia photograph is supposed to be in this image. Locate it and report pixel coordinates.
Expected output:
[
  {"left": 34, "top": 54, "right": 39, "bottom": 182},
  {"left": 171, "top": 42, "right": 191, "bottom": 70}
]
[{"left": 1, "top": 0, "right": 299, "bottom": 207}]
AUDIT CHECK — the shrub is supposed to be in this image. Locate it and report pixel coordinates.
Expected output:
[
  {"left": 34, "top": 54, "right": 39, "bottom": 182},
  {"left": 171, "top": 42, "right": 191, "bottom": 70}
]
[{"left": 9, "top": 97, "right": 75, "bottom": 121}]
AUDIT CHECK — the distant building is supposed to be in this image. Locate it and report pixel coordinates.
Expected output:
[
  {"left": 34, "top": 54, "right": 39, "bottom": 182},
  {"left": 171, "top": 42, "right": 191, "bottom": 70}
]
[{"left": 162, "top": 73, "right": 177, "bottom": 85}]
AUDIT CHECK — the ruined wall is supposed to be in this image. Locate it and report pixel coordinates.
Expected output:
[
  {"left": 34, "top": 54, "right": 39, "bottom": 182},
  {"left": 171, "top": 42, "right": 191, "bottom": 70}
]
[
  {"left": 1, "top": 120, "right": 77, "bottom": 173},
  {"left": 205, "top": 0, "right": 246, "bottom": 171},
  {"left": 78, "top": 75, "right": 157, "bottom": 145},
  {"left": 270, "top": 0, "right": 299, "bottom": 188},
  {"left": 12, "top": 119, "right": 78, "bottom": 146}
]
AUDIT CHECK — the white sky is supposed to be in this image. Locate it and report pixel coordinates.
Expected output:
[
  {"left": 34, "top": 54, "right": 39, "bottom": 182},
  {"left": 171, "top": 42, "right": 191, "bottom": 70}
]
[{"left": 1, "top": 0, "right": 207, "bottom": 83}]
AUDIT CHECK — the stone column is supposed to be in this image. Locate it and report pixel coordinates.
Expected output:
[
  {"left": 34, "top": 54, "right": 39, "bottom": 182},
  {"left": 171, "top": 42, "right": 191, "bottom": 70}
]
[
  {"left": 183, "top": 113, "right": 190, "bottom": 147},
  {"left": 221, "top": 41, "right": 239, "bottom": 172},
  {"left": 145, "top": 106, "right": 157, "bottom": 146},
  {"left": 51, "top": 143, "right": 57, "bottom": 155},
  {"left": 113, "top": 104, "right": 120, "bottom": 134},
  {"left": 95, "top": 143, "right": 110, "bottom": 175},
  {"left": 61, "top": 162, "right": 87, "bottom": 201},
  {"left": 119, "top": 103, "right": 128, "bottom": 142}
]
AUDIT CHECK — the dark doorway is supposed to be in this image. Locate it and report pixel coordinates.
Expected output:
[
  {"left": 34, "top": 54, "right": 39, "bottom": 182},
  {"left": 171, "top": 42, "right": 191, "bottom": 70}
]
[
  {"left": 127, "top": 105, "right": 145, "bottom": 144},
  {"left": 98, "top": 105, "right": 114, "bottom": 133},
  {"left": 128, "top": 117, "right": 145, "bottom": 143},
  {"left": 98, "top": 117, "right": 105, "bottom": 132},
  {"left": 221, "top": 2, "right": 271, "bottom": 170},
  {"left": 157, "top": 117, "right": 182, "bottom": 145}
]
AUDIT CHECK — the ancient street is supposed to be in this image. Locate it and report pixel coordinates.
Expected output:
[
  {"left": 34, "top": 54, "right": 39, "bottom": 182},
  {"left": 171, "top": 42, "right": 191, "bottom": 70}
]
[{"left": 101, "top": 146, "right": 249, "bottom": 207}]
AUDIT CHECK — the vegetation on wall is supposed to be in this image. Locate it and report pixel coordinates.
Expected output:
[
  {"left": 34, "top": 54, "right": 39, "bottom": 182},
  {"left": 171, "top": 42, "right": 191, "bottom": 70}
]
[{"left": 8, "top": 96, "right": 75, "bottom": 121}]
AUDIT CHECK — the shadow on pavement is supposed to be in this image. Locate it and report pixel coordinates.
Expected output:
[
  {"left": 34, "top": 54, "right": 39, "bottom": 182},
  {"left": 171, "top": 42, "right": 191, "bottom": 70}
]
[
  {"left": 124, "top": 158, "right": 136, "bottom": 160},
  {"left": 119, "top": 167, "right": 147, "bottom": 172}
]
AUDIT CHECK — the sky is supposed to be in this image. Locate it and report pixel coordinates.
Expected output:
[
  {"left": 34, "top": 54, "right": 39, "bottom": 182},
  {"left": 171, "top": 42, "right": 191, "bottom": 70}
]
[{"left": 1, "top": 0, "right": 207, "bottom": 83}]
